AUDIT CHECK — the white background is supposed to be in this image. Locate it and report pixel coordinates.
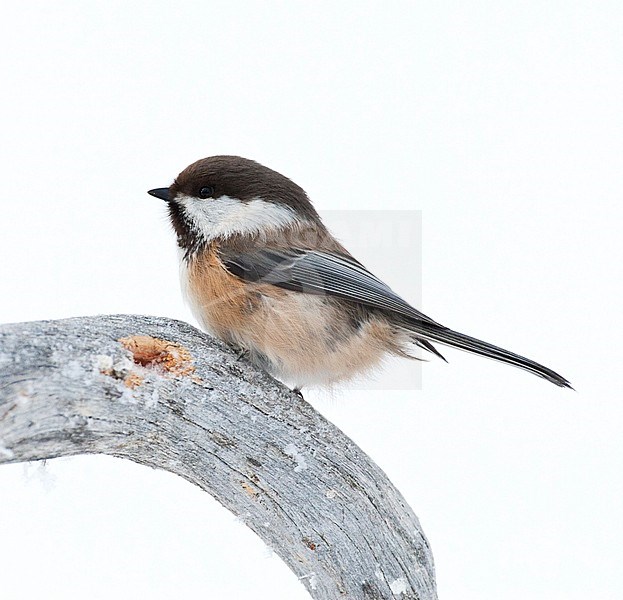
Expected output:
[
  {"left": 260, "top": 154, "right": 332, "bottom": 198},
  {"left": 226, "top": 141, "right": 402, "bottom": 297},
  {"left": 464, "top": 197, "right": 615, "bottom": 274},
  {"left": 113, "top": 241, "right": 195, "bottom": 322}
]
[{"left": 1, "top": 2, "right": 621, "bottom": 599}]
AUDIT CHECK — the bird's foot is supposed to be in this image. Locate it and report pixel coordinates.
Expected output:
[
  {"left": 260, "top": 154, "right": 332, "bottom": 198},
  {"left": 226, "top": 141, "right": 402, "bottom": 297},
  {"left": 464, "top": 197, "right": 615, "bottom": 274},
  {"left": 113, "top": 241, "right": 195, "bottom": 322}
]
[{"left": 235, "top": 347, "right": 250, "bottom": 362}]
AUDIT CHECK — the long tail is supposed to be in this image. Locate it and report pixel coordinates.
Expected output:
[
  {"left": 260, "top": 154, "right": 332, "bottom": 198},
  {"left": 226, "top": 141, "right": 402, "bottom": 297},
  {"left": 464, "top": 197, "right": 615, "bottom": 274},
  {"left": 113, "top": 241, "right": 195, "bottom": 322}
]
[{"left": 402, "top": 320, "right": 572, "bottom": 388}]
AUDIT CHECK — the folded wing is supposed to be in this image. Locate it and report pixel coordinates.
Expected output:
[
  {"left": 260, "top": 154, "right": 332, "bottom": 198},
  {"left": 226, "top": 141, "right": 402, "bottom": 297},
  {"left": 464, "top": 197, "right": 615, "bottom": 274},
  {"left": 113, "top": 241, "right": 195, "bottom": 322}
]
[{"left": 220, "top": 247, "right": 571, "bottom": 388}]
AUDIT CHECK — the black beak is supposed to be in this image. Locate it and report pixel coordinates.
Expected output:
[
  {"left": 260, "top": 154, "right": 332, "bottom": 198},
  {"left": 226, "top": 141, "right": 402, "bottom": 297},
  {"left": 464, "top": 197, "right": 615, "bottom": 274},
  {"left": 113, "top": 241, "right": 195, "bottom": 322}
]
[{"left": 148, "top": 187, "right": 171, "bottom": 202}]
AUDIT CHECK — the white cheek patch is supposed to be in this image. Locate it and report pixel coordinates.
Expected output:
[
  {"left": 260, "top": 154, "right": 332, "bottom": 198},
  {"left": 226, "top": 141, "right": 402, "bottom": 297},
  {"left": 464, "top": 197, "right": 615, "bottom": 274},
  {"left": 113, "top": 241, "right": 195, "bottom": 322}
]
[{"left": 176, "top": 194, "right": 299, "bottom": 242}]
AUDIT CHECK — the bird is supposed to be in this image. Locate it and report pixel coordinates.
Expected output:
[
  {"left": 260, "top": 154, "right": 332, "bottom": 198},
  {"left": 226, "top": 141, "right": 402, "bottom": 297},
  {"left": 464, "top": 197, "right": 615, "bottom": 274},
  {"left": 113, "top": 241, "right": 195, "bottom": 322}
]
[{"left": 148, "top": 155, "right": 571, "bottom": 390}]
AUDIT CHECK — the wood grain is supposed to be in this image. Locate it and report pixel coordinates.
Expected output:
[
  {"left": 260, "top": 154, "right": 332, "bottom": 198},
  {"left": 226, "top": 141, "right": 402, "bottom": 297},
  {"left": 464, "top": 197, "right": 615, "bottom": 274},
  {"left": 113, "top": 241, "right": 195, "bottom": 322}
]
[{"left": 0, "top": 315, "right": 437, "bottom": 599}]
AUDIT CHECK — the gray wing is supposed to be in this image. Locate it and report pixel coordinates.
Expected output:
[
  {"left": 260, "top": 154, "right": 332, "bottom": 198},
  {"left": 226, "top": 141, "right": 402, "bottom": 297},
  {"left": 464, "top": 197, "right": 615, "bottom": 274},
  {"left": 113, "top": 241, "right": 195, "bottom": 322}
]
[
  {"left": 220, "top": 246, "right": 572, "bottom": 388},
  {"left": 220, "top": 247, "right": 440, "bottom": 325}
]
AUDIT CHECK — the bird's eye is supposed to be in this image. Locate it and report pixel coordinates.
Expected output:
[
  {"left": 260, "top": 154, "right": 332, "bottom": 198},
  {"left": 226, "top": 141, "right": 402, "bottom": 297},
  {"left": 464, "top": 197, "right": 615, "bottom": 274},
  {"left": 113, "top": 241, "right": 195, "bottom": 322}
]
[{"left": 199, "top": 186, "right": 215, "bottom": 198}]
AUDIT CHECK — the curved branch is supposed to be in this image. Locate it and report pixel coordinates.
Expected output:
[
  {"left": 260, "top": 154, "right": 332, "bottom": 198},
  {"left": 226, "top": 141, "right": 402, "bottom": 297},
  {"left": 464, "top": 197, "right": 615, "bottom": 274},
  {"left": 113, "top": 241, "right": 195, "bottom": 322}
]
[{"left": 0, "top": 315, "right": 437, "bottom": 599}]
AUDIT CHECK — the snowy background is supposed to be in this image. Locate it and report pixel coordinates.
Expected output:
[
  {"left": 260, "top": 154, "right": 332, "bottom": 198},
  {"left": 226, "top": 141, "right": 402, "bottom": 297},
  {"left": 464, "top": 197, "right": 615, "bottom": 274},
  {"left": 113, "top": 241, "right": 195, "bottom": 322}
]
[{"left": 1, "top": 2, "right": 622, "bottom": 599}]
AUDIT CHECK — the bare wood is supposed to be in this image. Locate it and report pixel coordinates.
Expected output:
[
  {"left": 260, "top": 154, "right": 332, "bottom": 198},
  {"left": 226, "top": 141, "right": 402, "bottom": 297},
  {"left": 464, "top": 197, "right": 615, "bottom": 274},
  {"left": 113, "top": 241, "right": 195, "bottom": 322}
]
[{"left": 0, "top": 315, "right": 437, "bottom": 599}]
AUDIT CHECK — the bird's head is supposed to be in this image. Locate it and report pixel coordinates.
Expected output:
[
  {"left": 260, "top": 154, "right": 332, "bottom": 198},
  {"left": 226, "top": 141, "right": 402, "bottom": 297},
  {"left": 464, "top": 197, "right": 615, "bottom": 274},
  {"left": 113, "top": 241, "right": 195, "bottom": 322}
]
[{"left": 148, "top": 155, "right": 321, "bottom": 256}]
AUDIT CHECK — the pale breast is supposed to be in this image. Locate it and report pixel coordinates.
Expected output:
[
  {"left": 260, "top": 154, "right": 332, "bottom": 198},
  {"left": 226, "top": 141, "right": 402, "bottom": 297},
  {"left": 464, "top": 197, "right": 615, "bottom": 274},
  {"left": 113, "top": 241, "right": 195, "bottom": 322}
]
[{"left": 182, "top": 246, "right": 257, "bottom": 342}]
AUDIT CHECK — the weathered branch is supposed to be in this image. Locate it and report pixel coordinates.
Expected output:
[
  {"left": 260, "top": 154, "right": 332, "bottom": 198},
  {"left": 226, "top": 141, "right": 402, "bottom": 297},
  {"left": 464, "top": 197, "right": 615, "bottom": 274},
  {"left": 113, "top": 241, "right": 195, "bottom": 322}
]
[{"left": 0, "top": 315, "right": 436, "bottom": 599}]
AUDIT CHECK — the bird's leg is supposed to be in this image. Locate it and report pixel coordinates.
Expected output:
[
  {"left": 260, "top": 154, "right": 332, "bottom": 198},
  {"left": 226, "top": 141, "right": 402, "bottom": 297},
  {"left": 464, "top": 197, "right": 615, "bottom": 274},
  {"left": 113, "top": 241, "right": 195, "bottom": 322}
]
[{"left": 234, "top": 346, "right": 250, "bottom": 362}]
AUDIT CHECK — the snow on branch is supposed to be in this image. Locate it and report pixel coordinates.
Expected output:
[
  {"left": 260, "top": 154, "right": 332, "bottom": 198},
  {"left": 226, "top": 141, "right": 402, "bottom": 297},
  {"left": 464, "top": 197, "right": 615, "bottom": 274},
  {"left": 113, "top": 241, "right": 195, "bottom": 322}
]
[{"left": 0, "top": 315, "right": 437, "bottom": 599}]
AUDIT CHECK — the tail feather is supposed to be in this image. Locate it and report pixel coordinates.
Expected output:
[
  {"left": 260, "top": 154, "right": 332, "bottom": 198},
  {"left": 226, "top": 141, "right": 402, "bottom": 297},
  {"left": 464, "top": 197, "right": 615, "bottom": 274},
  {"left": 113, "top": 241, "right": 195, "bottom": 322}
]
[
  {"left": 405, "top": 321, "right": 572, "bottom": 388},
  {"left": 413, "top": 337, "right": 447, "bottom": 362}
]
